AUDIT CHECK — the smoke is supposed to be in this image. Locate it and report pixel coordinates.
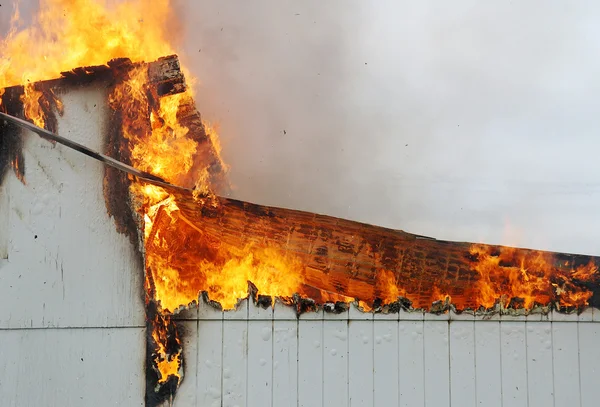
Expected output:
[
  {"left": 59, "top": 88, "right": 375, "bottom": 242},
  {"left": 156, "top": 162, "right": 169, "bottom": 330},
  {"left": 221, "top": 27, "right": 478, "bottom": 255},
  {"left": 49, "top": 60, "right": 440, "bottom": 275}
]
[
  {"left": 175, "top": 1, "right": 600, "bottom": 255},
  {"left": 2, "top": 1, "right": 600, "bottom": 254}
]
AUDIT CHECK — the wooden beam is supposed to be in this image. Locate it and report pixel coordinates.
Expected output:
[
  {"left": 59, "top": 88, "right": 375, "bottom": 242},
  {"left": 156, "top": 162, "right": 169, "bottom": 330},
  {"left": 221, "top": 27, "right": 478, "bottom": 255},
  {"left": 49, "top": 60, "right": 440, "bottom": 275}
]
[{"left": 153, "top": 188, "right": 600, "bottom": 313}]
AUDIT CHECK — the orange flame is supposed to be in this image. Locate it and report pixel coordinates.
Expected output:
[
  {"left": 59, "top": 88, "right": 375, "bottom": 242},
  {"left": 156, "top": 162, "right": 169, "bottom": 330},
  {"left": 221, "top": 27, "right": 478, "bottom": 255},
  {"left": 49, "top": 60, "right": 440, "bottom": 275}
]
[
  {"left": 3, "top": 6, "right": 598, "bottom": 404},
  {"left": 469, "top": 244, "right": 596, "bottom": 310}
]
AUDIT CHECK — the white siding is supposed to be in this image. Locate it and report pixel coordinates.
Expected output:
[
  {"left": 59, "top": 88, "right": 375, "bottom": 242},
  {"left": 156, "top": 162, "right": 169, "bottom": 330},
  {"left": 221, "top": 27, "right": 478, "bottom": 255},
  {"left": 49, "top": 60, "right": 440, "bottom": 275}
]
[
  {"left": 0, "top": 87, "right": 146, "bottom": 406},
  {"left": 175, "top": 302, "right": 599, "bottom": 407},
  {"left": 0, "top": 87, "right": 144, "bottom": 329},
  {"left": 0, "top": 327, "right": 145, "bottom": 407}
]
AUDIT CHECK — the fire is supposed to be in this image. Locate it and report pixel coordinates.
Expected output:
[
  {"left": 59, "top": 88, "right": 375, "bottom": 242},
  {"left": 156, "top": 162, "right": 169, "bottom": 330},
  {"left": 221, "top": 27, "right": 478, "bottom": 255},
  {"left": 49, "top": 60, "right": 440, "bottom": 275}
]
[
  {"left": 143, "top": 202, "right": 305, "bottom": 311},
  {"left": 1, "top": 0, "right": 175, "bottom": 88},
  {"left": 150, "top": 314, "right": 182, "bottom": 384},
  {"left": 21, "top": 85, "right": 46, "bottom": 128},
  {"left": 468, "top": 244, "right": 597, "bottom": 310},
  {"left": 1, "top": 0, "right": 199, "bottom": 396},
  {"left": 2, "top": 1, "right": 599, "bottom": 404}
]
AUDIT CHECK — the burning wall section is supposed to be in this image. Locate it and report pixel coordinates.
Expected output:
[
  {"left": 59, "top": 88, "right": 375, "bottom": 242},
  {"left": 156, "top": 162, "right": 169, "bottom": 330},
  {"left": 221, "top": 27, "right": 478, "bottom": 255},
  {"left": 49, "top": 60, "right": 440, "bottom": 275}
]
[{"left": 2, "top": 55, "right": 600, "bottom": 406}]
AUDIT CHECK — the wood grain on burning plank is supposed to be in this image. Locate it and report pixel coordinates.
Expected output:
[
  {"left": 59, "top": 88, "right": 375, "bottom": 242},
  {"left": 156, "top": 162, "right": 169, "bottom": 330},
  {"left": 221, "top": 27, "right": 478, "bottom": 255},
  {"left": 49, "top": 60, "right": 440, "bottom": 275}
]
[{"left": 169, "top": 189, "right": 600, "bottom": 312}]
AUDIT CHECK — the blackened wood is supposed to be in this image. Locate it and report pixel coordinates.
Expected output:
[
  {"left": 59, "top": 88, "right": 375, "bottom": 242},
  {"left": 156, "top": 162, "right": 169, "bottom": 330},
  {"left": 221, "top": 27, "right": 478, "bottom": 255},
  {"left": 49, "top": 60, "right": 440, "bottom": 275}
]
[{"left": 0, "top": 87, "right": 26, "bottom": 185}]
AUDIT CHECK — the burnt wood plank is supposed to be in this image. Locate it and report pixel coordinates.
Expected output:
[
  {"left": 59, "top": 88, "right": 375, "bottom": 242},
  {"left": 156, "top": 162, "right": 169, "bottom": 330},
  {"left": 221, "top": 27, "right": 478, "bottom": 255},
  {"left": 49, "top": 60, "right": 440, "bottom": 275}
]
[{"left": 157, "top": 188, "right": 600, "bottom": 313}]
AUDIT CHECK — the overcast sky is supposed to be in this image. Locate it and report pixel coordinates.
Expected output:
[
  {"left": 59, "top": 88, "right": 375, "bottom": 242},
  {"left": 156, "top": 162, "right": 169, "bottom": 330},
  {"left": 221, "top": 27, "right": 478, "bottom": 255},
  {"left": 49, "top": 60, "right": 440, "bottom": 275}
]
[{"left": 3, "top": 1, "right": 600, "bottom": 255}]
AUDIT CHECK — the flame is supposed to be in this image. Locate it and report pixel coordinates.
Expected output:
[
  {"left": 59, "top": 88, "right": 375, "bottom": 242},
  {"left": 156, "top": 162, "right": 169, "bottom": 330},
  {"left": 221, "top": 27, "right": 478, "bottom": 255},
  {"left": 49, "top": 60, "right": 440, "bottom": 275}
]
[
  {"left": 143, "top": 203, "right": 305, "bottom": 311},
  {"left": 21, "top": 85, "right": 46, "bottom": 128},
  {"left": 0, "top": 0, "right": 198, "bottom": 393},
  {"left": 0, "top": 0, "right": 176, "bottom": 89},
  {"left": 1, "top": 0, "right": 183, "bottom": 128},
  {"left": 146, "top": 295, "right": 182, "bottom": 385},
  {"left": 468, "top": 244, "right": 596, "bottom": 310},
  {"left": 3, "top": 4, "right": 598, "bottom": 404},
  {"left": 151, "top": 320, "right": 181, "bottom": 384}
]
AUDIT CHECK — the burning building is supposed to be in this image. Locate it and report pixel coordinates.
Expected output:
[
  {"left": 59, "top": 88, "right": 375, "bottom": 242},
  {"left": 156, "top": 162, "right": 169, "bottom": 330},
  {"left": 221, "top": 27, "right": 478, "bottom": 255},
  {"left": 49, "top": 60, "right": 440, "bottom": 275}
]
[{"left": 1, "top": 1, "right": 599, "bottom": 407}]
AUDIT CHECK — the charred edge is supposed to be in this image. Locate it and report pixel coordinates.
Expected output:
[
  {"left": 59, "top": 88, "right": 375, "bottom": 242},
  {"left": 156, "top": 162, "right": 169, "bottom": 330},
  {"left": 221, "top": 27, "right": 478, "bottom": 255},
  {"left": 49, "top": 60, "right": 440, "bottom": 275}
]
[
  {"left": 323, "top": 301, "right": 349, "bottom": 314},
  {"left": 176, "top": 95, "right": 230, "bottom": 194},
  {"left": 147, "top": 55, "right": 186, "bottom": 98},
  {"left": 371, "top": 298, "right": 401, "bottom": 314},
  {"left": 103, "top": 105, "right": 143, "bottom": 251},
  {"left": 588, "top": 283, "right": 600, "bottom": 311},
  {"left": 145, "top": 301, "right": 182, "bottom": 407},
  {"left": 30, "top": 83, "right": 62, "bottom": 135},
  {"left": 292, "top": 294, "right": 319, "bottom": 316},
  {"left": 0, "top": 88, "right": 25, "bottom": 185},
  {"left": 200, "top": 291, "right": 224, "bottom": 311},
  {"left": 58, "top": 58, "right": 135, "bottom": 88},
  {"left": 248, "top": 281, "right": 274, "bottom": 309},
  {"left": 429, "top": 298, "right": 451, "bottom": 315}
]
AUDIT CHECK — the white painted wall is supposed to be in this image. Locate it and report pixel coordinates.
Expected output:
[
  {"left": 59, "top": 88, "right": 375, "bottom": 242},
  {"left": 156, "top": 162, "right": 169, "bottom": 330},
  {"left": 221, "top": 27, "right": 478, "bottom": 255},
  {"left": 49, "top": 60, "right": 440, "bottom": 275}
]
[
  {"left": 0, "top": 86, "right": 146, "bottom": 406},
  {"left": 174, "top": 301, "right": 600, "bottom": 407}
]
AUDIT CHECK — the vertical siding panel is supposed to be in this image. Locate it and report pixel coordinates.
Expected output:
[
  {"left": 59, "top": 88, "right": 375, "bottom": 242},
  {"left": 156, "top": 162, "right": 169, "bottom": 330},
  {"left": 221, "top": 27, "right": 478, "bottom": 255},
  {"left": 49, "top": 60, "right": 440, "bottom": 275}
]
[
  {"left": 173, "top": 321, "right": 198, "bottom": 407},
  {"left": 500, "top": 322, "right": 528, "bottom": 407},
  {"left": 423, "top": 321, "right": 450, "bottom": 406},
  {"left": 298, "top": 310, "right": 323, "bottom": 407},
  {"left": 323, "top": 311, "right": 349, "bottom": 407},
  {"left": 196, "top": 300, "right": 224, "bottom": 407},
  {"left": 398, "top": 320, "right": 425, "bottom": 407},
  {"left": 348, "top": 306, "right": 374, "bottom": 407},
  {"left": 247, "top": 303, "right": 273, "bottom": 407},
  {"left": 0, "top": 328, "right": 145, "bottom": 406},
  {"left": 196, "top": 319, "right": 224, "bottom": 407},
  {"left": 373, "top": 314, "right": 399, "bottom": 407},
  {"left": 526, "top": 322, "right": 554, "bottom": 407},
  {"left": 578, "top": 322, "right": 600, "bottom": 407},
  {"left": 222, "top": 299, "right": 248, "bottom": 407},
  {"left": 552, "top": 322, "right": 580, "bottom": 407},
  {"left": 475, "top": 322, "right": 502, "bottom": 407},
  {"left": 0, "top": 179, "right": 8, "bottom": 260},
  {"left": 450, "top": 321, "right": 476, "bottom": 407},
  {"left": 273, "top": 300, "right": 298, "bottom": 407}
]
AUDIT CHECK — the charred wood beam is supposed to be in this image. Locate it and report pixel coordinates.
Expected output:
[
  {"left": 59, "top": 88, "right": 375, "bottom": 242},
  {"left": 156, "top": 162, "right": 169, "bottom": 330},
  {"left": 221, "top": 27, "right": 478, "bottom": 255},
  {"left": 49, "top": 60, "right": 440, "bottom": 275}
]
[
  {"left": 163, "top": 188, "right": 600, "bottom": 314},
  {"left": 0, "top": 87, "right": 26, "bottom": 185}
]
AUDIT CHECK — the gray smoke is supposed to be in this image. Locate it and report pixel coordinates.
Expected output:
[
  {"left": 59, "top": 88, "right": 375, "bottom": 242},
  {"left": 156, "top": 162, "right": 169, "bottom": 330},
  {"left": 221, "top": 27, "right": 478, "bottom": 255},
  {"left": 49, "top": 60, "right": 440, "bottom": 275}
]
[
  {"left": 3, "top": 1, "right": 600, "bottom": 254},
  {"left": 174, "top": 1, "right": 600, "bottom": 255}
]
